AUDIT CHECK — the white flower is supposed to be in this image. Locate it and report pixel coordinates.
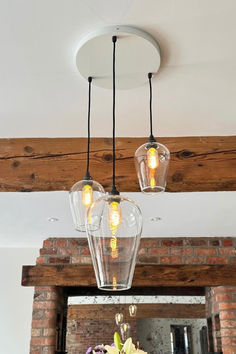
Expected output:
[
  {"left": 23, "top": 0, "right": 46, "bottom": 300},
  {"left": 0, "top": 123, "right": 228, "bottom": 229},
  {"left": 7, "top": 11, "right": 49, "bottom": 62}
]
[{"left": 105, "top": 338, "right": 147, "bottom": 354}]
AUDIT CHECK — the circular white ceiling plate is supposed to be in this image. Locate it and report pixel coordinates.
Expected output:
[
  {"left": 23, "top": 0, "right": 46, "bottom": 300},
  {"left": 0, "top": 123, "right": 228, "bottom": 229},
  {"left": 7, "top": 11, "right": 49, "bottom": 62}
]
[{"left": 76, "top": 26, "right": 161, "bottom": 90}]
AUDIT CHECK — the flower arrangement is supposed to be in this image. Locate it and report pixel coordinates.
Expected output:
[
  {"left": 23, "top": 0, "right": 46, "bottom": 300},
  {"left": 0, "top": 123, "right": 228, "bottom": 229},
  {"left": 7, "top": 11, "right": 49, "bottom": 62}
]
[
  {"left": 86, "top": 344, "right": 107, "bottom": 353},
  {"left": 86, "top": 332, "right": 147, "bottom": 354}
]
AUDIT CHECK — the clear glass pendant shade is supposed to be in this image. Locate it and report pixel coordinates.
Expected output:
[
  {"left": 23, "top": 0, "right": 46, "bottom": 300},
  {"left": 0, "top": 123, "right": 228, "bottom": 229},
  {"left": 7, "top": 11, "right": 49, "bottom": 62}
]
[
  {"left": 135, "top": 141, "right": 170, "bottom": 193},
  {"left": 115, "top": 313, "right": 124, "bottom": 325},
  {"left": 69, "top": 179, "right": 105, "bottom": 232},
  {"left": 120, "top": 323, "right": 131, "bottom": 341},
  {"left": 129, "top": 304, "right": 137, "bottom": 317},
  {"left": 86, "top": 194, "right": 142, "bottom": 291}
]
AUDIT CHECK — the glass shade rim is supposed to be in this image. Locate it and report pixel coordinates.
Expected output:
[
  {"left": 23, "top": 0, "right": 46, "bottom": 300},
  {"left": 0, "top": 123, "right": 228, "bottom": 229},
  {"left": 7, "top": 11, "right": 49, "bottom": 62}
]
[
  {"left": 75, "top": 225, "right": 86, "bottom": 232},
  {"left": 141, "top": 186, "right": 165, "bottom": 194},
  {"left": 98, "top": 284, "right": 132, "bottom": 291}
]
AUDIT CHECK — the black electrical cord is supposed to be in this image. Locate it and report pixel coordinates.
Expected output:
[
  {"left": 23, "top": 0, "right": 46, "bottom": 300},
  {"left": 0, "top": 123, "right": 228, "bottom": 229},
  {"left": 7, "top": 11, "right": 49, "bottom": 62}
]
[
  {"left": 148, "top": 73, "right": 156, "bottom": 143},
  {"left": 110, "top": 36, "right": 119, "bottom": 195},
  {"left": 84, "top": 76, "right": 92, "bottom": 180}
]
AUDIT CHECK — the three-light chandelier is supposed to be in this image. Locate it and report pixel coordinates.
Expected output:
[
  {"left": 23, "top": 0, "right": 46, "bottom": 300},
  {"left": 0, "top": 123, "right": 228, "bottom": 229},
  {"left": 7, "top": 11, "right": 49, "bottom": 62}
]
[{"left": 70, "top": 26, "right": 170, "bottom": 291}]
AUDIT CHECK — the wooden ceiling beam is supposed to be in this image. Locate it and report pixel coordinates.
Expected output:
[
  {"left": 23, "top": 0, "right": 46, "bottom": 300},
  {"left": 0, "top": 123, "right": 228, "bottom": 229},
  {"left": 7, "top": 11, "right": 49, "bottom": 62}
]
[
  {"left": 1, "top": 136, "right": 236, "bottom": 192},
  {"left": 67, "top": 303, "right": 206, "bottom": 320},
  {"left": 22, "top": 264, "right": 236, "bottom": 287}
]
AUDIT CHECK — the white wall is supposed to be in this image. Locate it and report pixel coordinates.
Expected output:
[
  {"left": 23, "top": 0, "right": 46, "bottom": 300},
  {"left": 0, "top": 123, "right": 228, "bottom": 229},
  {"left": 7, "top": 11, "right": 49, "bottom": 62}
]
[{"left": 0, "top": 248, "right": 38, "bottom": 354}]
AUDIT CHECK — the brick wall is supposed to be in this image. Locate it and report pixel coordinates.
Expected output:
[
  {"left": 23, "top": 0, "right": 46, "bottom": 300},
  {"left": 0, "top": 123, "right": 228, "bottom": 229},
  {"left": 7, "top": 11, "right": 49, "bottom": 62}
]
[
  {"left": 66, "top": 317, "right": 137, "bottom": 353},
  {"left": 206, "top": 287, "right": 236, "bottom": 353},
  {"left": 30, "top": 286, "right": 67, "bottom": 354},
  {"left": 30, "top": 237, "right": 236, "bottom": 354},
  {"left": 37, "top": 237, "right": 236, "bottom": 266}
]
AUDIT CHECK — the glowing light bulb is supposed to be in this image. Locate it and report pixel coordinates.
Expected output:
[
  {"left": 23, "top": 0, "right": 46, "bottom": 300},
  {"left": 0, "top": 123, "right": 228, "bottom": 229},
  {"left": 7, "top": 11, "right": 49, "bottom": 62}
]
[
  {"left": 108, "top": 201, "right": 122, "bottom": 230},
  {"left": 87, "top": 210, "right": 92, "bottom": 225},
  {"left": 108, "top": 201, "right": 121, "bottom": 259},
  {"left": 82, "top": 184, "right": 93, "bottom": 207},
  {"left": 120, "top": 323, "right": 131, "bottom": 341},
  {"left": 112, "top": 276, "right": 117, "bottom": 290},
  {"left": 147, "top": 147, "right": 159, "bottom": 169},
  {"left": 129, "top": 304, "right": 137, "bottom": 317},
  {"left": 115, "top": 313, "right": 124, "bottom": 325},
  {"left": 150, "top": 176, "right": 156, "bottom": 188},
  {"left": 110, "top": 236, "right": 118, "bottom": 259},
  {"left": 149, "top": 168, "right": 156, "bottom": 189}
]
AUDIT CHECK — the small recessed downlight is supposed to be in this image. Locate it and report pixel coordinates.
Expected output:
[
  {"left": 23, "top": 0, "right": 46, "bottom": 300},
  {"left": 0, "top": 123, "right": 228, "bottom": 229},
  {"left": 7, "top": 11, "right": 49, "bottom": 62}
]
[
  {"left": 150, "top": 216, "right": 162, "bottom": 222},
  {"left": 48, "top": 217, "right": 59, "bottom": 222}
]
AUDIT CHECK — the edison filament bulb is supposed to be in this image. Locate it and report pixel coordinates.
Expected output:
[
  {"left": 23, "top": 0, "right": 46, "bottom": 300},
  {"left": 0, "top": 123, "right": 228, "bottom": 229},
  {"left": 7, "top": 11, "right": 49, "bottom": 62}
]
[
  {"left": 108, "top": 201, "right": 122, "bottom": 230},
  {"left": 129, "top": 304, "right": 137, "bottom": 317},
  {"left": 82, "top": 184, "right": 93, "bottom": 206},
  {"left": 147, "top": 147, "right": 159, "bottom": 169},
  {"left": 149, "top": 168, "right": 156, "bottom": 189},
  {"left": 120, "top": 323, "right": 131, "bottom": 341},
  {"left": 115, "top": 313, "right": 124, "bottom": 325},
  {"left": 108, "top": 199, "right": 122, "bottom": 259},
  {"left": 147, "top": 146, "right": 159, "bottom": 188}
]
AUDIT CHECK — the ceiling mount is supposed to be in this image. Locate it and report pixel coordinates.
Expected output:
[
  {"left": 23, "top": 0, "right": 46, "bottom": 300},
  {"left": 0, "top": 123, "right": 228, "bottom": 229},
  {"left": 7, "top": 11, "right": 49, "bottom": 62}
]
[{"left": 75, "top": 25, "right": 161, "bottom": 90}]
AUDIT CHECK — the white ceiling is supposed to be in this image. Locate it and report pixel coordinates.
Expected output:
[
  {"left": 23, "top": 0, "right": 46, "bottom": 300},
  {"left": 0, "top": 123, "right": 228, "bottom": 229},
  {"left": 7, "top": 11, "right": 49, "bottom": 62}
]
[
  {"left": 0, "top": 0, "right": 236, "bottom": 138},
  {"left": 0, "top": 1, "right": 235, "bottom": 248},
  {"left": 0, "top": 191, "right": 235, "bottom": 247}
]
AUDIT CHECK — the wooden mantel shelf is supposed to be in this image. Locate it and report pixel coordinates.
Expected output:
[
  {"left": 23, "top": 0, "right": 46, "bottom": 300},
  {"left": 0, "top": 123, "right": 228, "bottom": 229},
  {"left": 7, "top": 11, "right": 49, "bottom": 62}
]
[{"left": 22, "top": 264, "right": 236, "bottom": 287}]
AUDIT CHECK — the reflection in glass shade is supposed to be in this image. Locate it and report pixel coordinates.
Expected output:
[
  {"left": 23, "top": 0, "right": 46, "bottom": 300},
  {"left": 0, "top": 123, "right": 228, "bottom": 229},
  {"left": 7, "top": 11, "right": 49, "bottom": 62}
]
[
  {"left": 120, "top": 323, "right": 131, "bottom": 342},
  {"left": 115, "top": 313, "right": 124, "bottom": 325},
  {"left": 129, "top": 304, "right": 137, "bottom": 317}
]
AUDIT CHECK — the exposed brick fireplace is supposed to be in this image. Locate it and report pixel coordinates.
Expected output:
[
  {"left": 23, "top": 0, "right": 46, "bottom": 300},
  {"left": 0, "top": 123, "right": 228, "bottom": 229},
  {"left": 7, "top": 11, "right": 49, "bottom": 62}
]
[
  {"left": 206, "top": 286, "right": 236, "bottom": 353},
  {"left": 29, "top": 237, "right": 236, "bottom": 354}
]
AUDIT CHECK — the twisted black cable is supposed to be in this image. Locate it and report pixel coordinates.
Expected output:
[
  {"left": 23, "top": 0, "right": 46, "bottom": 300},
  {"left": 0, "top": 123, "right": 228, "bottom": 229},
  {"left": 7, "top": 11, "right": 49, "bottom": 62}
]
[
  {"left": 110, "top": 35, "right": 119, "bottom": 194},
  {"left": 85, "top": 76, "right": 92, "bottom": 177},
  {"left": 148, "top": 72, "right": 156, "bottom": 143}
]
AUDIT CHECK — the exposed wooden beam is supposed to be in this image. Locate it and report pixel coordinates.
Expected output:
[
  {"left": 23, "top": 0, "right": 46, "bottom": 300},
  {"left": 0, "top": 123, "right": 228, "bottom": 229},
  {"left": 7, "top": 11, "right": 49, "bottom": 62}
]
[
  {"left": 67, "top": 303, "right": 206, "bottom": 319},
  {"left": 66, "top": 286, "right": 205, "bottom": 297},
  {"left": 1, "top": 136, "right": 236, "bottom": 192},
  {"left": 22, "top": 264, "right": 236, "bottom": 287}
]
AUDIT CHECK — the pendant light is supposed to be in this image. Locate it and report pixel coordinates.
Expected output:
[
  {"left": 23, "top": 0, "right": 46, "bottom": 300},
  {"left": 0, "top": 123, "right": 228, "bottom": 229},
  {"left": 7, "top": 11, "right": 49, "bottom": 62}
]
[
  {"left": 135, "top": 73, "right": 170, "bottom": 193},
  {"left": 120, "top": 323, "right": 131, "bottom": 342},
  {"left": 69, "top": 77, "right": 105, "bottom": 232},
  {"left": 115, "top": 313, "right": 124, "bottom": 326},
  {"left": 129, "top": 304, "right": 137, "bottom": 317},
  {"left": 86, "top": 36, "right": 142, "bottom": 291}
]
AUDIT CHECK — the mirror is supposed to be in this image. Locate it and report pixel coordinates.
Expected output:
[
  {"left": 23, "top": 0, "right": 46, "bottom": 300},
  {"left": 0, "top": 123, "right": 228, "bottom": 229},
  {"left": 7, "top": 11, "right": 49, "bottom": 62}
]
[{"left": 66, "top": 294, "right": 206, "bottom": 353}]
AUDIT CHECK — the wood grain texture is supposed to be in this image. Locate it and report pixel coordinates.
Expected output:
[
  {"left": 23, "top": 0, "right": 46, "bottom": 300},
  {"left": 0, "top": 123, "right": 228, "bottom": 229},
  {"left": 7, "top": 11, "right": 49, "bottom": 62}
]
[
  {"left": 67, "top": 303, "right": 206, "bottom": 319},
  {"left": 22, "top": 264, "right": 236, "bottom": 287},
  {"left": 1, "top": 136, "right": 236, "bottom": 192}
]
